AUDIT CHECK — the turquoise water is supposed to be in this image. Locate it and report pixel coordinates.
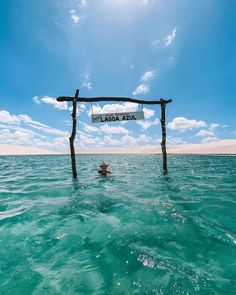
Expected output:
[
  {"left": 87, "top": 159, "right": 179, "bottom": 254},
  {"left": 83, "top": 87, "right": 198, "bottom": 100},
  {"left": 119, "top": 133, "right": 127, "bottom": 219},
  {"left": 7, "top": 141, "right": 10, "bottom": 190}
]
[{"left": 0, "top": 155, "right": 236, "bottom": 294}]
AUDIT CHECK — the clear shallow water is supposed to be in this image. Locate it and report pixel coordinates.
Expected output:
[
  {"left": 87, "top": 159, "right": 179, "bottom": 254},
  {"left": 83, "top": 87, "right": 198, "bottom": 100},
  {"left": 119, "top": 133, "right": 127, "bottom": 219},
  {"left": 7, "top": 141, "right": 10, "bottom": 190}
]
[{"left": 0, "top": 155, "right": 236, "bottom": 295}]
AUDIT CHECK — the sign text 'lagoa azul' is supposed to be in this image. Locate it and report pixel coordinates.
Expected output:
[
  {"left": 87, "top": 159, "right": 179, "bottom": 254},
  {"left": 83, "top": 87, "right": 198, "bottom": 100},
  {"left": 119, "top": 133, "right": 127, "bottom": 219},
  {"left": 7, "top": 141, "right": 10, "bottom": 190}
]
[{"left": 91, "top": 111, "right": 145, "bottom": 123}]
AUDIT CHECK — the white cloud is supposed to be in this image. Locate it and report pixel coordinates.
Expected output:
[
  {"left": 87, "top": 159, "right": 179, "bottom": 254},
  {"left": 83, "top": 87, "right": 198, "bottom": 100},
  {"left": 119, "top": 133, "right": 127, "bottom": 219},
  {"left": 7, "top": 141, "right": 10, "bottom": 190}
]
[
  {"left": 141, "top": 71, "right": 155, "bottom": 82},
  {"left": 83, "top": 73, "right": 92, "bottom": 89},
  {"left": 103, "top": 136, "right": 120, "bottom": 146},
  {"left": 0, "top": 123, "right": 46, "bottom": 139},
  {"left": 94, "top": 133, "right": 153, "bottom": 147},
  {"left": 78, "top": 133, "right": 101, "bottom": 146},
  {"left": 195, "top": 123, "right": 220, "bottom": 140},
  {"left": 69, "top": 103, "right": 86, "bottom": 115},
  {"left": 33, "top": 96, "right": 41, "bottom": 105},
  {"left": 84, "top": 124, "right": 99, "bottom": 133},
  {"left": 100, "top": 124, "right": 129, "bottom": 135},
  {"left": 167, "top": 117, "right": 207, "bottom": 132},
  {"left": 121, "top": 135, "right": 137, "bottom": 146},
  {"left": 0, "top": 110, "right": 20, "bottom": 124},
  {"left": 0, "top": 128, "right": 35, "bottom": 146},
  {"left": 196, "top": 129, "right": 215, "bottom": 138},
  {"left": 0, "top": 109, "right": 69, "bottom": 150},
  {"left": 88, "top": 102, "right": 138, "bottom": 115},
  {"left": 18, "top": 114, "right": 32, "bottom": 122},
  {"left": 78, "top": 128, "right": 164, "bottom": 148},
  {"left": 201, "top": 136, "right": 218, "bottom": 143},
  {"left": 79, "top": 0, "right": 87, "bottom": 7},
  {"left": 194, "top": 122, "right": 221, "bottom": 143},
  {"left": 83, "top": 123, "right": 129, "bottom": 135},
  {"left": 137, "top": 118, "right": 159, "bottom": 129},
  {"left": 120, "top": 134, "right": 152, "bottom": 145},
  {"left": 140, "top": 0, "right": 148, "bottom": 7},
  {"left": 209, "top": 123, "right": 220, "bottom": 131},
  {"left": 70, "top": 10, "right": 80, "bottom": 24},
  {"left": 164, "top": 27, "right": 177, "bottom": 46},
  {"left": 0, "top": 125, "right": 68, "bottom": 150},
  {"left": 19, "top": 113, "right": 68, "bottom": 136},
  {"left": 138, "top": 134, "right": 151, "bottom": 143},
  {"left": 27, "top": 122, "right": 68, "bottom": 136},
  {"left": 36, "top": 96, "right": 68, "bottom": 110},
  {"left": 143, "top": 107, "right": 155, "bottom": 119},
  {"left": 167, "top": 136, "right": 186, "bottom": 145},
  {"left": 53, "top": 136, "right": 69, "bottom": 147},
  {"left": 83, "top": 82, "right": 92, "bottom": 90},
  {"left": 80, "top": 102, "right": 87, "bottom": 111},
  {"left": 132, "top": 84, "right": 150, "bottom": 96},
  {"left": 133, "top": 70, "right": 155, "bottom": 96}
]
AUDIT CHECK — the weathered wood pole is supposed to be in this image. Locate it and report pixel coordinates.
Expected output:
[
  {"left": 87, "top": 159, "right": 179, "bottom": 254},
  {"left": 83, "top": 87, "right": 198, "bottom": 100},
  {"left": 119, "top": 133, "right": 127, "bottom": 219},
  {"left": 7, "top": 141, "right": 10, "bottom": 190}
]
[
  {"left": 70, "top": 89, "right": 79, "bottom": 179},
  {"left": 160, "top": 99, "right": 167, "bottom": 174}
]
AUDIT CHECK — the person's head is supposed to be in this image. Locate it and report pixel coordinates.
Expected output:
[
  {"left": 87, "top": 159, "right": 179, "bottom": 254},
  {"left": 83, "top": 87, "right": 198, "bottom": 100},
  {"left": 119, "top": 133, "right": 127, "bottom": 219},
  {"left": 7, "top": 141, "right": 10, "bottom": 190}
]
[{"left": 99, "top": 162, "right": 109, "bottom": 170}]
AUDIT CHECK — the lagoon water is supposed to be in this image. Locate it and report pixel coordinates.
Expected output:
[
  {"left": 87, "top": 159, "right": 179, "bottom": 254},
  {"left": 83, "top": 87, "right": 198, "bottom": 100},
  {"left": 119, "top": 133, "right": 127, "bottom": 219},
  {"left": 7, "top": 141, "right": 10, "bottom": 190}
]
[{"left": 0, "top": 155, "right": 236, "bottom": 294}]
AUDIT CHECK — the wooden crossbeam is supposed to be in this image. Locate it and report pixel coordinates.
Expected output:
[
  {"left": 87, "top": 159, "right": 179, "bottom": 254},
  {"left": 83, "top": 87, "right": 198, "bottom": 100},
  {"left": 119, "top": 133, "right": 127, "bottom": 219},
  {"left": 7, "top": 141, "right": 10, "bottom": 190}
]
[{"left": 57, "top": 96, "right": 172, "bottom": 105}]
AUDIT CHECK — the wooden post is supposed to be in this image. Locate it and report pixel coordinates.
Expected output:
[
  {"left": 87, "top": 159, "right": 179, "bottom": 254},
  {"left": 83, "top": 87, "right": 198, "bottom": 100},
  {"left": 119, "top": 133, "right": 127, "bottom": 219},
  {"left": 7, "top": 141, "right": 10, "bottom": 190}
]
[
  {"left": 160, "top": 99, "right": 167, "bottom": 174},
  {"left": 70, "top": 89, "right": 79, "bottom": 179}
]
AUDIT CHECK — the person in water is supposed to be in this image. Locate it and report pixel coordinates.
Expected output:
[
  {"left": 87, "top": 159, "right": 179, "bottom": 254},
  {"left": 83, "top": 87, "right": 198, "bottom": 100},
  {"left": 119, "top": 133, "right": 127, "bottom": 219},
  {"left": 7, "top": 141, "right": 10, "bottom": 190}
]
[{"left": 98, "top": 162, "right": 111, "bottom": 176}]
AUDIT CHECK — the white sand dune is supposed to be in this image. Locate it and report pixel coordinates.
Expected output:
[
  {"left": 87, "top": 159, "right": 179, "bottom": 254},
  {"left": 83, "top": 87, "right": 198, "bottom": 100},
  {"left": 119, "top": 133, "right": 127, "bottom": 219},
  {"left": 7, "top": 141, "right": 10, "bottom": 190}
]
[
  {"left": 0, "top": 140, "right": 235, "bottom": 155},
  {"left": 77, "top": 140, "right": 236, "bottom": 155},
  {"left": 0, "top": 144, "right": 59, "bottom": 155},
  {"left": 168, "top": 140, "right": 236, "bottom": 154}
]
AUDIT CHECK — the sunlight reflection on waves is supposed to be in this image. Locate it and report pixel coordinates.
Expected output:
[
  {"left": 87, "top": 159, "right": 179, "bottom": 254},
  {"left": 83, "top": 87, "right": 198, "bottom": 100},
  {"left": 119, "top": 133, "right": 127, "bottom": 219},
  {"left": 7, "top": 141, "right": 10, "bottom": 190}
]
[{"left": 0, "top": 205, "right": 30, "bottom": 221}]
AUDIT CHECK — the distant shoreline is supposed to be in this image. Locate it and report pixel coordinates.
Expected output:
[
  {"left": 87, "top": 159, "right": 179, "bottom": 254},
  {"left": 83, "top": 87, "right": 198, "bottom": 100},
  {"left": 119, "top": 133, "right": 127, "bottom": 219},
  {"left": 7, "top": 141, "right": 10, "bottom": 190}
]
[
  {"left": 1, "top": 153, "right": 236, "bottom": 157},
  {"left": 0, "top": 140, "right": 236, "bottom": 156}
]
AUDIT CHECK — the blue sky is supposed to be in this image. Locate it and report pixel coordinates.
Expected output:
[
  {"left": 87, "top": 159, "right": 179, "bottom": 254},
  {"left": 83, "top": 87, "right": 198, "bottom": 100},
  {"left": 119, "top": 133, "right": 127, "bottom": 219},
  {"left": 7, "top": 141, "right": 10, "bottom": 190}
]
[{"left": 0, "top": 0, "right": 235, "bottom": 151}]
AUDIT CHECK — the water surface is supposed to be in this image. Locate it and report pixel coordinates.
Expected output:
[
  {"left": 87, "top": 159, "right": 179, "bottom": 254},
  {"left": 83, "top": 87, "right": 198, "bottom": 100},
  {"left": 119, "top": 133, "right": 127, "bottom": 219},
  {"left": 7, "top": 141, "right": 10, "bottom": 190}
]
[{"left": 0, "top": 155, "right": 236, "bottom": 294}]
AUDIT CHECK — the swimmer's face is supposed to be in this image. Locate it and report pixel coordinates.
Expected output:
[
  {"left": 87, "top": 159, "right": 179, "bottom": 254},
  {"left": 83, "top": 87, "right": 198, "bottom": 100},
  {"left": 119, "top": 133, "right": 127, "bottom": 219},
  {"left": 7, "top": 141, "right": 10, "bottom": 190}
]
[
  {"left": 101, "top": 166, "right": 108, "bottom": 170},
  {"left": 100, "top": 163, "right": 109, "bottom": 170}
]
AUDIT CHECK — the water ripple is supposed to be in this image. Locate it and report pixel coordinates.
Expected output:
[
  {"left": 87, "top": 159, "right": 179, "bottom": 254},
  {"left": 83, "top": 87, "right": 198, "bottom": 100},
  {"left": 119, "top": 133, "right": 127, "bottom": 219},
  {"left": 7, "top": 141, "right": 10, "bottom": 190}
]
[{"left": 0, "top": 155, "right": 236, "bottom": 294}]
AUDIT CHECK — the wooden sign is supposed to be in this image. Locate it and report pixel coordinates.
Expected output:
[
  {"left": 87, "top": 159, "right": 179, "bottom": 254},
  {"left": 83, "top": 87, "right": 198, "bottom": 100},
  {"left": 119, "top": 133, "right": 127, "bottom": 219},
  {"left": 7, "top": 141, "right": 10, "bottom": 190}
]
[{"left": 91, "top": 111, "right": 145, "bottom": 123}]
